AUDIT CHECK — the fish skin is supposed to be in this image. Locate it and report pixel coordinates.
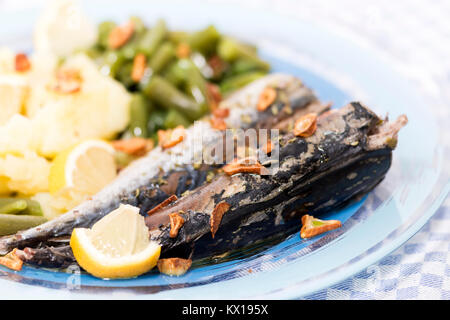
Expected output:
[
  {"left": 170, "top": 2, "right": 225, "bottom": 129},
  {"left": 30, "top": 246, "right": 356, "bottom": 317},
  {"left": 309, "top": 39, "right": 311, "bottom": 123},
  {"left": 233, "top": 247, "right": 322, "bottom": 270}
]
[
  {"left": 195, "top": 114, "right": 408, "bottom": 258},
  {"left": 0, "top": 74, "right": 319, "bottom": 255},
  {"left": 146, "top": 102, "right": 406, "bottom": 254},
  {"left": 15, "top": 246, "right": 76, "bottom": 269},
  {"left": 189, "top": 147, "right": 392, "bottom": 259}
]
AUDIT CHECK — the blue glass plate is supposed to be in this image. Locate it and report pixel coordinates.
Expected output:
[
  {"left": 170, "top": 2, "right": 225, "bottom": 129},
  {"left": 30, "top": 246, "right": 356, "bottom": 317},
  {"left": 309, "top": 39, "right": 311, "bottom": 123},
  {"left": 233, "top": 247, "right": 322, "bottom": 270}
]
[{"left": 0, "top": 0, "right": 448, "bottom": 299}]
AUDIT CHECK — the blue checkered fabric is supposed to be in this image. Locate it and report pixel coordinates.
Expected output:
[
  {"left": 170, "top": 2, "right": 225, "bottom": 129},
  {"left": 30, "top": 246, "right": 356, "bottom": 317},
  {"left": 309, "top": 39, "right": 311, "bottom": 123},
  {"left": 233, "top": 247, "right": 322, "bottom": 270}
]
[{"left": 304, "top": 197, "right": 450, "bottom": 299}]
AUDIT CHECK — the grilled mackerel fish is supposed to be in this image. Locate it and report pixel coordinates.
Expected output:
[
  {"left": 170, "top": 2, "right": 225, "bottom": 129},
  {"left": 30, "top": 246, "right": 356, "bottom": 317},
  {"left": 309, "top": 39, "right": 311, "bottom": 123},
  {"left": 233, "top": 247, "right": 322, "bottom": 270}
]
[
  {"left": 0, "top": 74, "right": 323, "bottom": 255},
  {"left": 146, "top": 102, "right": 407, "bottom": 255},
  {"left": 18, "top": 102, "right": 406, "bottom": 268}
]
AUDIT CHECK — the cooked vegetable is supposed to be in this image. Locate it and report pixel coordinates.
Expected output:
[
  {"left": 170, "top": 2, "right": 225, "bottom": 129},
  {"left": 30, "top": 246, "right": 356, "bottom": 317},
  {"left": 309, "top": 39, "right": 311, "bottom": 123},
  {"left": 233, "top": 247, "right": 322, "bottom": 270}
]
[
  {"left": 0, "top": 214, "right": 47, "bottom": 236},
  {"left": 108, "top": 20, "right": 135, "bottom": 49},
  {"left": 164, "top": 109, "right": 190, "bottom": 129},
  {"left": 128, "top": 94, "right": 152, "bottom": 137},
  {"left": 84, "top": 17, "right": 270, "bottom": 134},
  {"left": 148, "top": 42, "right": 175, "bottom": 74},
  {"left": 178, "top": 59, "right": 209, "bottom": 114},
  {"left": 0, "top": 200, "right": 27, "bottom": 215},
  {"left": 138, "top": 19, "right": 167, "bottom": 56},
  {"left": 228, "top": 58, "right": 269, "bottom": 76},
  {"left": 14, "top": 53, "right": 31, "bottom": 72},
  {"left": 143, "top": 76, "right": 204, "bottom": 121},
  {"left": 98, "top": 21, "right": 117, "bottom": 48},
  {"left": 220, "top": 71, "right": 266, "bottom": 94},
  {"left": 131, "top": 53, "right": 147, "bottom": 82},
  {"left": 188, "top": 25, "right": 220, "bottom": 55},
  {"left": 218, "top": 37, "right": 269, "bottom": 70},
  {"left": 101, "top": 50, "right": 126, "bottom": 77},
  {"left": 0, "top": 198, "right": 43, "bottom": 216}
]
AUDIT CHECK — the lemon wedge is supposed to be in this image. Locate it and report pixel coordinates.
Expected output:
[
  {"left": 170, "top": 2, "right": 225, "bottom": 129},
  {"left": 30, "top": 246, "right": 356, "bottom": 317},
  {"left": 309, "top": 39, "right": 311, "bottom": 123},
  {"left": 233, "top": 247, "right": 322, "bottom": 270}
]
[
  {"left": 70, "top": 204, "right": 161, "bottom": 279},
  {"left": 49, "top": 139, "right": 117, "bottom": 195}
]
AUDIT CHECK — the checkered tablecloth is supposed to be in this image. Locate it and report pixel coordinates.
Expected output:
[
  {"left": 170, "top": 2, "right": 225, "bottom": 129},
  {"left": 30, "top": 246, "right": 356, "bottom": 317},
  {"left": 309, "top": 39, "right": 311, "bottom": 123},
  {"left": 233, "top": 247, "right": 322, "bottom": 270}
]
[{"left": 1, "top": 0, "right": 449, "bottom": 299}]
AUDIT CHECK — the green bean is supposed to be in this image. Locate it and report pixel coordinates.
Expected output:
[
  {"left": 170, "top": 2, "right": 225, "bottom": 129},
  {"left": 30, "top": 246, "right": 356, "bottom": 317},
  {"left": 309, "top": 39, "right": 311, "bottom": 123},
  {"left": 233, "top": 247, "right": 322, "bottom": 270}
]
[
  {"left": 163, "top": 59, "right": 210, "bottom": 115},
  {"left": 22, "top": 199, "right": 43, "bottom": 216},
  {"left": 115, "top": 61, "right": 134, "bottom": 88},
  {"left": 119, "top": 35, "right": 142, "bottom": 60},
  {"left": 148, "top": 42, "right": 175, "bottom": 74},
  {"left": 183, "top": 84, "right": 210, "bottom": 117},
  {"left": 188, "top": 25, "right": 220, "bottom": 55},
  {"left": 220, "top": 71, "right": 267, "bottom": 94},
  {"left": 118, "top": 19, "right": 148, "bottom": 60},
  {"left": 229, "top": 58, "right": 270, "bottom": 76},
  {"left": 143, "top": 76, "right": 203, "bottom": 121},
  {"left": 163, "top": 62, "right": 187, "bottom": 87},
  {"left": 98, "top": 21, "right": 117, "bottom": 49},
  {"left": 130, "top": 16, "right": 146, "bottom": 34},
  {"left": 164, "top": 109, "right": 191, "bottom": 129},
  {"left": 168, "top": 31, "right": 190, "bottom": 45},
  {"left": 0, "top": 200, "right": 27, "bottom": 215},
  {"left": 240, "top": 42, "right": 258, "bottom": 55},
  {"left": 218, "top": 37, "right": 269, "bottom": 70},
  {"left": 138, "top": 19, "right": 167, "bottom": 57},
  {"left": 128, "top": 94, "right": 152, "bottom": 137},
  {"left": 0, "top": 198, "right": 43, "bottom": 216},
  {"left": 91, "top": 19, "right": 272, "bottom": 132},
  {"left": 147, "top": 109, "right": 168, "bottom": 136},
  {"left": 180, "top": 60, "right": 210, "bottom": 115},
  {"left": 189, "top": 52, "right": 219, "bottom": 80},
  {"left": 180, "top": 60, "right": 206, "bottom": 92},
  {"left": 98, "top": 51, "right": 126, "bottom": 77},
  {"left": 83, "top": 46, "right": 102, "bottom": 59},
  {"left": 0, "top": 214, "right": 47, "bottom": 236}
]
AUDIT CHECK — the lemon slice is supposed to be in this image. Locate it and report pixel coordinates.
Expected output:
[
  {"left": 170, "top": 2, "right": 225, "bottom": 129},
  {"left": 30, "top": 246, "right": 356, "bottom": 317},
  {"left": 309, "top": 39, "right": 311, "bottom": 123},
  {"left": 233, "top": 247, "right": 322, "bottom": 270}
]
[
  {"left": 49, "top": 139, "right": 117, "bottom": 195},
  {"left": 70, "top": 204, "right": 161, "bottom": 279}
]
